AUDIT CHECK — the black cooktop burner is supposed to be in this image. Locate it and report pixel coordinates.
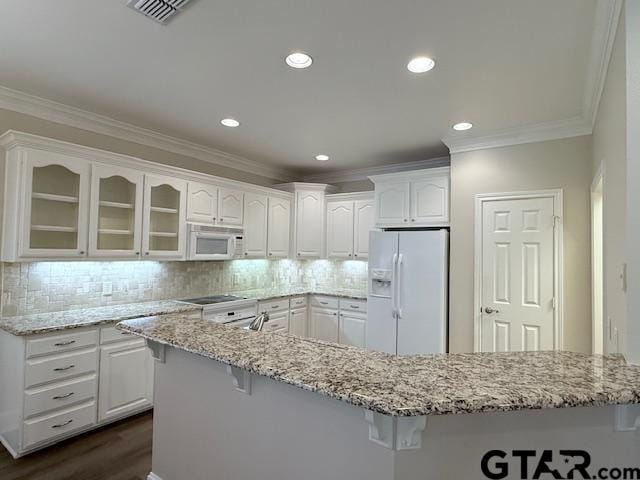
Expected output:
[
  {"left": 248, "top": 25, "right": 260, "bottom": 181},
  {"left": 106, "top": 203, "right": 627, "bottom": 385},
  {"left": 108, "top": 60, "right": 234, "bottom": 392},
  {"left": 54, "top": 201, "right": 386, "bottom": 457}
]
[{"left": 179, "top": 295, "right": 245, "bottom": 305}]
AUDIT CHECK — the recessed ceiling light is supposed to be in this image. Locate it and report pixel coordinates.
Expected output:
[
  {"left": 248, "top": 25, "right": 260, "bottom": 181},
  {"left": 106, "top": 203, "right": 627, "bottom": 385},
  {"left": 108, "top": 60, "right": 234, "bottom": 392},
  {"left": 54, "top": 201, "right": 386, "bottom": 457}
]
[
  {"left": 315, "top": 154, "right": 330, "bottom": 161},
  {"left": 452, "top": 122, "right": 473, "bottom": 131},
  {"left": 220, "top": 118, "right": 240, "bottom": 128},
  {"left": 286, "top": 52, "right": 313, "bottom": 69},
  {"left": 407, "top": 56, "right": 436, "bottom": 73}
]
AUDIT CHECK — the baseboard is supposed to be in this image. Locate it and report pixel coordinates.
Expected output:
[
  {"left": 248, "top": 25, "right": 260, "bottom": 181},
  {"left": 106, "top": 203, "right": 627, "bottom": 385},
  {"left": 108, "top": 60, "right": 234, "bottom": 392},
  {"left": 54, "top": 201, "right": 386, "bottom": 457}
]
[{"left": 147, "top": 473, "right": 163, "bottom": 480}]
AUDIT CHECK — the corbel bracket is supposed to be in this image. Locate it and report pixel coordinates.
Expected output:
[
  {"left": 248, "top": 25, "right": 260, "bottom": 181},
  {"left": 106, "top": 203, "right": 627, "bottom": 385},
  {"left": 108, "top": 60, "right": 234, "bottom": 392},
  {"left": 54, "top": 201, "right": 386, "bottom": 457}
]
[
  {"left": 226, "top": 365, "right": 251, "bottom": 395},
  {"left": 364, "top": 410, "right": 427, "bottom": 450},
  {"left": 146, "top": 340, "right": 166, "bottom": 363},
  {"left": 614, "top": 404, "right": 640, "bottom": 432}
]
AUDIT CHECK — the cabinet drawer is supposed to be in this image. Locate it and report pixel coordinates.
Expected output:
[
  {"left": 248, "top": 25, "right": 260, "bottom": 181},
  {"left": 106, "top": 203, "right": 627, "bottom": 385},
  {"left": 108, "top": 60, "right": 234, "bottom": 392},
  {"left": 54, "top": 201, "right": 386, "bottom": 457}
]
[
  {"left": 23, "top": 400, "right": 96, "bottom": 449},
  {"left": 24, "top": 375, "right": 97, "bottom": 418},
  {"left": 311, "top": 295, "right": 339, "bottom": 309},
  {"left": 289, "top": 295, "right": 308, "bottom": 308},
  {"left": 339, "top": 299, "right": 367, "bottom": 313},
  {"left": 263, "top": 312, "right": 289, "bottom": 333},
  {"left": 25, "top": 348, "right": 98, "bottom": 388},
  {"left": 26, "top": 329, "right": 98, "bottom": 358},
  {"left": 100, "top": 326, "right": 139, "bottom": 344},
  {"left": 258, "top": 298, "right": 290, "bottom": 313}
]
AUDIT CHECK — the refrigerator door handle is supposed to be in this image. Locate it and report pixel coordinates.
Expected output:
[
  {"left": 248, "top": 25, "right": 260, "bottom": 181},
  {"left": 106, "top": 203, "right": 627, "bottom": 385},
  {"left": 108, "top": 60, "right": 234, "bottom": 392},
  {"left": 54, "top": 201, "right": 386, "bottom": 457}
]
[
  {"left": 391, "top": 253, "right": 398, "bottom": 319},
  {"left": 396, "top": 253, "right": 404, "bottom": 319}
]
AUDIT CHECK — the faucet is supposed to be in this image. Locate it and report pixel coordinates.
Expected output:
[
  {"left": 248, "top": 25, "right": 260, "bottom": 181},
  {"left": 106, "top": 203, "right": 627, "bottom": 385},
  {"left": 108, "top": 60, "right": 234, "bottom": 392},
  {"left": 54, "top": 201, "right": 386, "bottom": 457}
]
[{"left": 248, "top": 312, "right": 269, "bottom": 331}]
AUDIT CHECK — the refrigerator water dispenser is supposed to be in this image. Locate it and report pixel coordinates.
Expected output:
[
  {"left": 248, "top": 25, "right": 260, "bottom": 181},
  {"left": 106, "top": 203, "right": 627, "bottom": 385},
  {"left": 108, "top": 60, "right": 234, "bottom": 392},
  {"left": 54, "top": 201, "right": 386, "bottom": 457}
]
[{"left": 370, "top": 268, "right": 392, "bottom": 297}]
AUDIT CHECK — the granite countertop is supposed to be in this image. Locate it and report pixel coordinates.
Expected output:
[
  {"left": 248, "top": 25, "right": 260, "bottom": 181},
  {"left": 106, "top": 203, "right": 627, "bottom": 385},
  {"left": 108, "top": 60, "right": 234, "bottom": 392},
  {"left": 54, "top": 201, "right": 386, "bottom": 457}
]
[
  {"left": 118, "top": 314, "right": 640, "bottom": 417},
  {"left": 0, "top": 300, "right": 202, "bottom": 336},
  {"left": 236, "top": 289, "right": 367, "bottom": 301}
]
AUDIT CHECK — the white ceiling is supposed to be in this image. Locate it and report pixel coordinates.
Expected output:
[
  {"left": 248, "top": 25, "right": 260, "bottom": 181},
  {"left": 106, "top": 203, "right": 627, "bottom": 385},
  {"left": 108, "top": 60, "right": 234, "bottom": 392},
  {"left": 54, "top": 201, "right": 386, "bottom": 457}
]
[{"left": 0, "top": 0, "right": 598, "bottom": 176}]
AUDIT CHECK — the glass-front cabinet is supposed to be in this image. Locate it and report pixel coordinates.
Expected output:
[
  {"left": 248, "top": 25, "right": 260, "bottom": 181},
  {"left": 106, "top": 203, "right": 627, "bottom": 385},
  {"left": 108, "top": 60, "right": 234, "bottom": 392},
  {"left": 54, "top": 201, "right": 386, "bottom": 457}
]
[
  {"left": 89, "top": 165, "right": 144, "bottom": 258},
  {"left": 20, "top": 150, "right": 90, "bottom": 258},
  {"left": 142, "top": 175, "right": 187, "bottom": 259}
]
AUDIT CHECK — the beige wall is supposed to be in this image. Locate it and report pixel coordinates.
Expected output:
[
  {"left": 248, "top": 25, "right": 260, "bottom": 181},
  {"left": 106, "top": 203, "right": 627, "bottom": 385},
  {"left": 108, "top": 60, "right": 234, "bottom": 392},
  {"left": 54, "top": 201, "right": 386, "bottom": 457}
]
[
  {"left": 331, "top": 179, "right": 374, "bottom": 193},
  {"left": 592, "top": 11, "right": 627, "bottom": 355},
  {"left": 0, "top": 108, "right": 281, "bottom": 187},
  {"left": 449, "top": 136, "right": 593, "bottom": 353}
]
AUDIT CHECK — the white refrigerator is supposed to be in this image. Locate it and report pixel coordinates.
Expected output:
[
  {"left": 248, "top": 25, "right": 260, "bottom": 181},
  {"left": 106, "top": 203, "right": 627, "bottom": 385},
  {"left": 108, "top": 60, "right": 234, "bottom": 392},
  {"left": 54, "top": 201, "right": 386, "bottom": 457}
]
[{"left": 366, "top": 230, "right": 448, "bottom": 355}]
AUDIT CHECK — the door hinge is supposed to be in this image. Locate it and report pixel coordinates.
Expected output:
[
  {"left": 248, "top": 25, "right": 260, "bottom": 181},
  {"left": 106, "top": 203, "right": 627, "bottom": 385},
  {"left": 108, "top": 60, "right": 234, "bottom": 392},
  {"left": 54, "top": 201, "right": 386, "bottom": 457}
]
[{"left": 552, "top": 297, "right": 557, "bottom": 309}]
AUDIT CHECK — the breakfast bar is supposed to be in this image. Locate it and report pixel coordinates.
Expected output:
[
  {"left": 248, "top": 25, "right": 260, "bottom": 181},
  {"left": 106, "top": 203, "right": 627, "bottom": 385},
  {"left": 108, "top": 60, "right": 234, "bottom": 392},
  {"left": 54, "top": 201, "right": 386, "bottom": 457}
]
[{"left": 119, "top": 314, "right": 640, "bottom": 480}]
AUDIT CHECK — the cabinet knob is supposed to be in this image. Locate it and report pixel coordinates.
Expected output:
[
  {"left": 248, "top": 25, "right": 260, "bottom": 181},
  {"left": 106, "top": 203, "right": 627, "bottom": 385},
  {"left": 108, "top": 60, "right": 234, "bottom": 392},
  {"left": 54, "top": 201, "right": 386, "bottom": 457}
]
[
  {"left": 348, "top": 253, "right": 352, "bottom": 257},
  {"left": 403, "top": 219, "right": 408, "bottom": 222},
  {"left": 354, "top": 254, "right": 358, "bottom": 257},
  {"left": 212, "top": 217, "right": 216, "bottom": 221},
  {"left": 79, "top": 251, "right": 85, "bottom": 255},
  {"left": 333, "top": 312, "right": 337, "bottom": 316},
  {"left": 411, "top": 218, "right": 415, "bottom": 222},
  {"left": 297, "top": 252, "right": 301, "bottom": 256},
  {"left": 135, "top": 251, "right": 140, "bottom": 255},
  {"left": 145, "top": 252, "right": 150, "bottom": 256},
  {"left": 244, "top": 252, "right": 248, "bottom": 256},
  {"left": 219, "top": 218, "right": 224, "bottom": 223},
  {"left": 269, "top": 252, "right": 273, "bottom": 256}
]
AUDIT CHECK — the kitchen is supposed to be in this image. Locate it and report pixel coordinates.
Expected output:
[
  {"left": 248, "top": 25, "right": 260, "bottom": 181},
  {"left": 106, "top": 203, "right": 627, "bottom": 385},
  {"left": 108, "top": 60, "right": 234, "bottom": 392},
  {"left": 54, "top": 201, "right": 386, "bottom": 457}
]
[{"left": 0, "top": 0, "right": 639, "bottom": 479}]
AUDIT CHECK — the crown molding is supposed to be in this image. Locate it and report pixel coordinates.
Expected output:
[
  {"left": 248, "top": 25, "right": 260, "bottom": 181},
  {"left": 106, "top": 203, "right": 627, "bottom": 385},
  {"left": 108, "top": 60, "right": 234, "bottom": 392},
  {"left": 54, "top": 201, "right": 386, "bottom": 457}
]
[
  {"left": 583, "top": 0, "right": 624, "bottom": 129},
  {"left": 303, "top": 156, "right": 450, "bottom": 183},
  {"left": 442, "top": 116, "right": 592, "bottom": 155},
  {"left": 0, "top": 84, "right": 297, "bottom": 181}
]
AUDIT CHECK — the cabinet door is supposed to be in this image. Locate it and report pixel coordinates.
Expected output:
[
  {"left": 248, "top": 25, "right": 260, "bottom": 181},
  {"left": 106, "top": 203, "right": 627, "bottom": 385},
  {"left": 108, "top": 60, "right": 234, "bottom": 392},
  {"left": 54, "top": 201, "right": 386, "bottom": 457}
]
[
  {"left": 353, "top": 199, "right": 374, "bottom": 259},
  {"left": 263, "top": 310, "right": 289, "bottom": 334},
  {"left": 410, "top": 176, "right": 449, "bottom": 226},
  {"left": 187, "top": 182, "right": 218, "bottom": 224},
  {"left": 218, "top": 188, "right": 244, "bottom": 226},
  {"left": 310, "top": 307, "right": 339, "bottom": 342},
  {"left": 374, "top": 181, "right": 410, "bottom": 227},
  {"left": 267, "top": 197, "right": 291, "bottom": 258},
  {"left": 89, "top": 164, "right": 144, "bottom": 259},
  {"left": 20, "top": 149, "right": 90, "bottom": 258},
  {"left": 243, "top": 193, "right": 268, "bottom": 258},
  {"left": 98, "top": 340, "right": 153, "bottom": 422},
  {"left": 326, "top": 201, "right": 354, "bottom": 259},
  {"left": 339, "top": 311, "right": 366, "bottom": 347},
  {"left": 142, "top": 175, "right": 187, "bottom": 259},
  {"left": 295, "top": 191, "right": 324, "bottom": 258},
  {"left": 289, "top": 307, "right": 308, "bottom": 337}
]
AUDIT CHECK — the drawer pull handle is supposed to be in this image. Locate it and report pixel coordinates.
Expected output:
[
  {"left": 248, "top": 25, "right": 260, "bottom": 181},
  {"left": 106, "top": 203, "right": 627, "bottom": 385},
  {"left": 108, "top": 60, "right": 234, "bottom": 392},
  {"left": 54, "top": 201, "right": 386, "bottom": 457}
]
[
  {"left": 320, "top": 301, "right": 328, "bottom": 305},
  {"left": 350, "top": 305, "right": 360, "bottom": 309},
  {"left": 53, "top": 392, "right": 75, "bottom": 400},
  {"left": 53, "top": 365, "right": 75, "bottom": 372},
  {"left": 121, "top": 332, "right": 130, "bottom": 335},
  {"left": 271, "top": 305, "right": 279, "bottom": 309},
  {"left": 51, "top": 419, "right": 73, "bottom": 429},
  {"left": 54, "top": 340, "right": 76, "bottom": 347}
]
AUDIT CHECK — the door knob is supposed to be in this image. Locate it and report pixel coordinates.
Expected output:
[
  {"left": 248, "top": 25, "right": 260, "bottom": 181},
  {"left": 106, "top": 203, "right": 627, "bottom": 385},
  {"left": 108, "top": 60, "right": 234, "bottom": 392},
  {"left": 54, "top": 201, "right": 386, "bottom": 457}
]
[{"left": 484, "top": 307, "right": 499, "bottom": 314}]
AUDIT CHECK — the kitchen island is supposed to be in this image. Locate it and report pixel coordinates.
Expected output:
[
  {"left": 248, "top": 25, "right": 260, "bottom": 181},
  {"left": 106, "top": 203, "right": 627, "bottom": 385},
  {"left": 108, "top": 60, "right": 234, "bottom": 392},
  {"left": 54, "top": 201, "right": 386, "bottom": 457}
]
[{"left": 119, "top": 314, "right": 640, "bottom": 480}]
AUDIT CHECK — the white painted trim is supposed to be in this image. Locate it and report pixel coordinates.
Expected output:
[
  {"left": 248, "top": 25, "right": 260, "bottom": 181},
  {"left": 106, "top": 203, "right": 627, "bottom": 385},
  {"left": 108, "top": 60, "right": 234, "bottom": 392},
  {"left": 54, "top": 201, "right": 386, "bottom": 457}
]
[
  {"left": 303, "top": 156, "right": 450, "bottom": 183},
  {"left": 591, "top": 164, "right": 605, "bottom": 355},
  {"left": 473, "top": 189, "right": 564, "bottom": 352},
  {"left": 443, "top": 117, "right": 592, "bottom": 155},
  {"left": 326, "top": 191, "right": 374, "bottom": 201},
  {"left": 368, "top": 166, "right": 450, "bottom": 183},
  {"left": 584, "top": 0, "right": 624, "bottom": 129},
  {"left": 0, "top": 84, "right": 296, "bottom": 181}
]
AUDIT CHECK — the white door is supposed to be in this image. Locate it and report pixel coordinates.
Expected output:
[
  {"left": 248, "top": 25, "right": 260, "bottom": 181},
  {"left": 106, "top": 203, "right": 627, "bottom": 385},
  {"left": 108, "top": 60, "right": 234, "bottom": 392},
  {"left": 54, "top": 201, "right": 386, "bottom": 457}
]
[
  {"left": 289, "top": 307, "right": 308, "bottom": 337},
  {"left": 339, "top": 311, "right": 366, "bottom": 347},
  {"left": 374, "top": 182, "right": 410, "bottom": 227},
  {"left": 20, "top": 149, "right": 91, "bottom": 258},
  {"left": 354, "top": 199, "right": 374, "bottom": 259},
  {"left": 218, "top": 188, "right": 244, "bottom": 226},
  {"left": 98, "top": 340, "right": 153, "bottom": 422},
  {"left": 410, "top": 176, "right": 449, "bottom": 226},
  {"left": 142, "top": 175, "right": 187, "bottom": 259},
  {"left": 89, "top": 164, "right": 144, "bottom": 259},
  {"left": 481, "top": 197, "right": 556, "bottom": 352},
  {"left": 295, "top": 191, "right": 324, "bottom": 258},
  {"left": 326, "top": 201, "right": 354, "bottom": 259},
  {"left": 267, "top": 197, "right": 291, "bottom": 258},
  {"left": 187, "top": 182, "right": 218, "bottom": 224},
  {"left": 310, "top": 307, "right": 339, "bottom": 342},
  {"left": 243, "top": 193, "right": 268, "bottom": 258}
]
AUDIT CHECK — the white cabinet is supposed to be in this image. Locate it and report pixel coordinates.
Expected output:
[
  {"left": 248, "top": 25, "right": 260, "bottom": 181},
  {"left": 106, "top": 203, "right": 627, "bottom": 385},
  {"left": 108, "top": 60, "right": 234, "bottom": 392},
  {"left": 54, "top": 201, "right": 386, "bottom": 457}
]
[
  {"left": 289, "top": 307, "right": 308, "bottom": 337},
  {"left": 243, "top": 193, "right": 268, "bottom": 258},
  {"left": 19, "top": 149, "right": 91, "bottom": 259},
  {"left": 218, "top": 188, "right": 244, "bottom": 226},
  {"left": 325, "top": 193, "right": 374, "bottom": 260},
  {"left": 187, "top": 182, "right": 218, "bottom": 224},
  {"left": 267, "top": 197, "right": 291, "bottom": 258},
  {"left": 295, "top": 190, "right": 325, "bottom": 258},
  {"left": 98, "top": 339, "right": 153, "bottom": 422},
  {"left": 89, "top": 164, "right": 144, "bottom": 259},
  {"left": 326, "top": 201, "right": 354, "bottom": 258},
  {"left": 142, "top": 175, "right": 187, "bottom": 259},
  {"left": 339, "top": 311, "right": 366, "bottom": 347},
  {"left": 370, "top": 167, "right": 450, "bottom": 227},
  {"left": 310, "top": 306, "right": 339, "bottom": 343},
  {"left": 263, "top": 310, "right": 289, "bottom": 333}
]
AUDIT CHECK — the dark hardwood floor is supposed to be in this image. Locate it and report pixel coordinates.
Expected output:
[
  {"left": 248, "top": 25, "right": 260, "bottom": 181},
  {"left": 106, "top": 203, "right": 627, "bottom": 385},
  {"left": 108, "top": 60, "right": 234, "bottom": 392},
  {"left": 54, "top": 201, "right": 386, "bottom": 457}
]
[{"left": 0, "top": 411, "right": 153, "bottom": 480}]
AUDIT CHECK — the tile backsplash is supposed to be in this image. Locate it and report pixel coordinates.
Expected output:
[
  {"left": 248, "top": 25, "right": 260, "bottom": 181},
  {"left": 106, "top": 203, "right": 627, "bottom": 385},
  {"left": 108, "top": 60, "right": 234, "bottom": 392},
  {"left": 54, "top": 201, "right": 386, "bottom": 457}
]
[{"left": 0, "top": 259, "right": 368, "bottom": 316}]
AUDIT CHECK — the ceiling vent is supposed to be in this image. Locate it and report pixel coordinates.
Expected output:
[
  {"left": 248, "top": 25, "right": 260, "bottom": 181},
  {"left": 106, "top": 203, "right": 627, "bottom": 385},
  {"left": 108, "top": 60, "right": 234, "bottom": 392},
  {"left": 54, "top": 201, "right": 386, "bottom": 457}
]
[{"left": 127, "top": 0, "right": 192, "bottom": 24}]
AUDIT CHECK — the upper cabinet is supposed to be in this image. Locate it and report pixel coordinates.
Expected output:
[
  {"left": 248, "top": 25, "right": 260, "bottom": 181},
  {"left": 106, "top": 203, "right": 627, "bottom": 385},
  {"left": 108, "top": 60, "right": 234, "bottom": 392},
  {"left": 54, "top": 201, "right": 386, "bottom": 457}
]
[
  {"left": 142, "top": 175, "right": 187, "bottom": 259},
  {"left": 89, "top": 164, "right": 144, "bottom": 259},
  {"left": 186, "top": 182, "right": 218, "bottom": 224},
  {"left": 218, "top": 188, "right": 244, "bottom": 226},
  {"left": 353, "top": 198, "right": 375, "bottom": 259},
  {"left": 19, "top": 149, "right": 91, "bottom": 259},
  {"left": 243, "top": 193, "right": 268, "bottom": 258},
  {"left": 267, "top": 197, "right": 290, "bottom": 258},
  {"left": 369, "top": 167, "right": 450, "bottom": 228},
  {"left": 326, "top": 193, "right": 374, "bottom": 260}
]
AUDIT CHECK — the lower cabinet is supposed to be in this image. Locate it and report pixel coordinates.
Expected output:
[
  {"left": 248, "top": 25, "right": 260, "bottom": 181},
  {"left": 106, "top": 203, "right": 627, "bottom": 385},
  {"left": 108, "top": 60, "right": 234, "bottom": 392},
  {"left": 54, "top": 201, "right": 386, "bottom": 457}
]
[
  {"left": 263, "top": 310, "right": 289, "bottom": 333},
  {"left": 310, "top": 306, "right": 339, "bottom": 343},
  {"left": 339, "top": 311, "right": 366, "bottom": 347},
  {"left": 98, "top": 339, "right": 154, "bottom": 422},
  {"left": 309, "top": 296, "right": 366, "bottom": 346},
  {"left": 289, "top": 307, "right": 308, "bottom": 337}
]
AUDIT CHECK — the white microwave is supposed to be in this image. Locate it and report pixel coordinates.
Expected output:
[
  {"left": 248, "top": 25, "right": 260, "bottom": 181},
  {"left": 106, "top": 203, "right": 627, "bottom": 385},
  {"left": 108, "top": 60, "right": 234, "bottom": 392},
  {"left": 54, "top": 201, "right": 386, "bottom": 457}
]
[{"left": 187, "top": 224, "right": 244, "bottom": 260}]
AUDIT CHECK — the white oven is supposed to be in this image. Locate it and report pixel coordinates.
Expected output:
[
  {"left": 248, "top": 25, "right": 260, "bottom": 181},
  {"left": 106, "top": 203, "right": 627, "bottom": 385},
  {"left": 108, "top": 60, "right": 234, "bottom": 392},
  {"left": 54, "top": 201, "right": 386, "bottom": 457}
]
[{"left": 187, "top": 224, "right": 244, "bottom": 260}]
